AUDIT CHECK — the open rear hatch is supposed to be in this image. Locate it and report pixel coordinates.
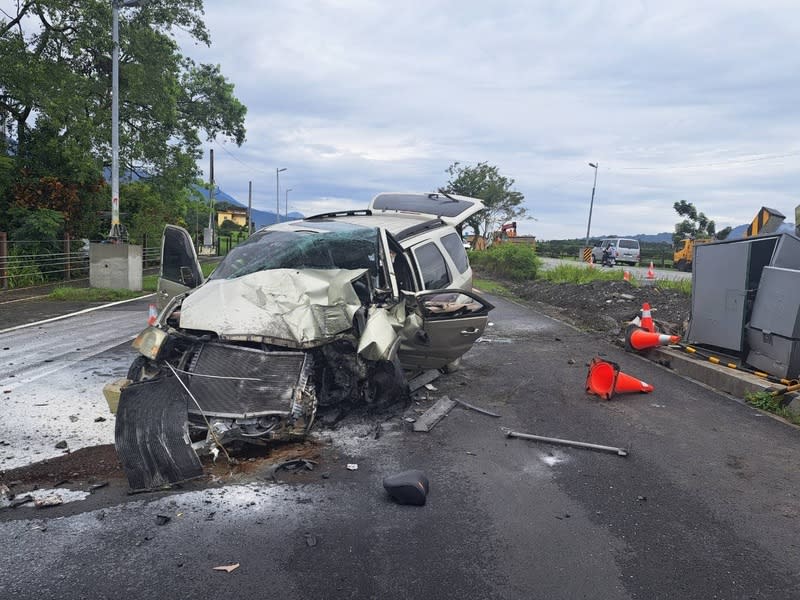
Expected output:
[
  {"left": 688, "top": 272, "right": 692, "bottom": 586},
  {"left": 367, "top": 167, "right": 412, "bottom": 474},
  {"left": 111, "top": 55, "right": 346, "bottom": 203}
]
[{"left": 368, "top": 192, "right": 484, "bottom": 227}]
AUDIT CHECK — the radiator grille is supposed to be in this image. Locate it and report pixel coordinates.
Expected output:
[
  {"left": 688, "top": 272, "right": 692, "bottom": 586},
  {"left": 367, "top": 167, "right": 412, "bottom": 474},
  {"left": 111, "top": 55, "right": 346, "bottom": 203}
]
[{"left": 186, "top": 343, "right": 308, "bottom": 417}]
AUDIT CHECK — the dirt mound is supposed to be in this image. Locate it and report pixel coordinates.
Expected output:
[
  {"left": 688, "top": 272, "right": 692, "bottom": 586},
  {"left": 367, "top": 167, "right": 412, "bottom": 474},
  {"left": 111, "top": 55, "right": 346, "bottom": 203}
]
[{"left": 502, "top": 277, "right": 691, "bottom": 341}]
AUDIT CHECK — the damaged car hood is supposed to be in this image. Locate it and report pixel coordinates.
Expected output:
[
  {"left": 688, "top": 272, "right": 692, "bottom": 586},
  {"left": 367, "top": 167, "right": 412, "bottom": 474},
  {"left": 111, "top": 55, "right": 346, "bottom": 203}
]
[{"left": 179, "top": 268, "right": 366, "bottom": 348}]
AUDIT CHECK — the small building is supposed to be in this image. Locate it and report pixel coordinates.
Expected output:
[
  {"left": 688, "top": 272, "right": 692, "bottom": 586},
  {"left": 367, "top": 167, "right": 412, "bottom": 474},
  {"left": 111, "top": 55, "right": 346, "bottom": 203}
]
[{"left": 216, "top": 207, "right": 248, "bottom": 228}]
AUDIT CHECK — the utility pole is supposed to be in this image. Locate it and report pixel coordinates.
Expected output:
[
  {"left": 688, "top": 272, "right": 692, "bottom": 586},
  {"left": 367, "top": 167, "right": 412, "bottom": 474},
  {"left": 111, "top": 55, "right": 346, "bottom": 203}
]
[
  {"left": 248, "top": 180, "right": 253, "bottom": 236},
  {"left": 276, "top": 167, "right": 286, "bottom": 224},
  {"left": 285, "top": 188, "right": 292, "bottom": 221},
  {"left": 109, "top": 0, "right": 141, "bottom": 242},
  {"left": 585, "top": 162, "right": 599, "bottom": 249}
]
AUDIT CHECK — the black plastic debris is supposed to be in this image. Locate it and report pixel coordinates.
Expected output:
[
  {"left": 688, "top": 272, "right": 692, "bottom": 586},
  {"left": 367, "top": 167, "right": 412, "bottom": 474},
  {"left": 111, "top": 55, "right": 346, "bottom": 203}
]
[
  {"left": 115, "top": 376, "right": 203, "bottom": 492},
  {"left": 155, "top": 514, "right": 171, "bottom": 526},
  {"left": 264, "top": 458, "right": 317, "bottom": 482},
  {"left": 382, "top": 469, "right": 429, "bottom": 506}
]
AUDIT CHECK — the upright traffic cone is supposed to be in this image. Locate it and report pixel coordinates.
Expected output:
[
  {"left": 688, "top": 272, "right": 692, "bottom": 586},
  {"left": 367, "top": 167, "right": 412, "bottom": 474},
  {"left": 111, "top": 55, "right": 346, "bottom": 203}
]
[
  {"left": 640, "top": 302, "right": 654, "bottom": 333},
  {"left": 586, "top": 357, "right": 655, "bottom": 399},
  {"left": 646, "top": 261, "right": 655, "bottom": 280},
  {"left": 147, "top": 303, "right": 158, "bottom": 326},
  {"left": 623, "top": 270, "right": 631, "bottom": 282},
  {"left": 588, "top": 254, "right": 595, "bottom": 269},
  {"left": 625, "top": 324, "right": 680, "bottom": 351}
]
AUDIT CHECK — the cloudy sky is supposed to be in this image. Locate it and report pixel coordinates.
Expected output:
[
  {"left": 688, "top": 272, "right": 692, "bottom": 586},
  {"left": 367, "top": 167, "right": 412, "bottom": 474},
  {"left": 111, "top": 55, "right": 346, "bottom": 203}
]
[{"left": 178, "top": 0, "right": 800, "bottom": 239}]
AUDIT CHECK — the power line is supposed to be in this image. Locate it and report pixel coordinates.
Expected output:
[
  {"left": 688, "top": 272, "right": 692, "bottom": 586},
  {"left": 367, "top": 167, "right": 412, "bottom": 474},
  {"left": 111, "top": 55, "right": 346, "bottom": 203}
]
[{"left": 617, "top": 150, "right": 800, "bottom": 171}]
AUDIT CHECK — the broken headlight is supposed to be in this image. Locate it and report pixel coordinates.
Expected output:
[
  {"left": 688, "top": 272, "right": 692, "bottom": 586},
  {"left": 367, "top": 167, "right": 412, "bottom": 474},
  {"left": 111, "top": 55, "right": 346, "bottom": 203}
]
[{"left": 132, "top": 326, "right": 170, "bottom": 360}]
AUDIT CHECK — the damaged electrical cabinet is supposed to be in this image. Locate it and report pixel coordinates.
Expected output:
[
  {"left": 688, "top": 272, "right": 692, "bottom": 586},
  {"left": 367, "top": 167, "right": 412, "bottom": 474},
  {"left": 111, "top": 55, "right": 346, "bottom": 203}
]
[{"left": 105, "top": 193, "right": 494, "bottom": 491}]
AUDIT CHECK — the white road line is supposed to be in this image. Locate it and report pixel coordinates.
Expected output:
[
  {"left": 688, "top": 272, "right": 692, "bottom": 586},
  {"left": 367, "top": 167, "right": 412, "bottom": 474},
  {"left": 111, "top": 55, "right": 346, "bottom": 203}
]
[{"left": 0, "top": 293, "right": 155, "bottom": 335}]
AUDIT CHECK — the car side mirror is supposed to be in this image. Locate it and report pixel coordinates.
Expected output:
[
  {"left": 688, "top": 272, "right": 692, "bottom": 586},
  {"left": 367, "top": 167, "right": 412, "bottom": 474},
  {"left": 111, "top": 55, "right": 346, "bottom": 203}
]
[{"left": 179, "top": 266, "right": 197, "bottom": 288}]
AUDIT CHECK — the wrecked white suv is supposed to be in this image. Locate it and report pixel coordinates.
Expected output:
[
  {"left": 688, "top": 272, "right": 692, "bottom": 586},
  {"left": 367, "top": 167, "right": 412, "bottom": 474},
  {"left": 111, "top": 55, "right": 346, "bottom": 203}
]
[{"left": 113, "top": 192, "right": 493, "bottom": 490}]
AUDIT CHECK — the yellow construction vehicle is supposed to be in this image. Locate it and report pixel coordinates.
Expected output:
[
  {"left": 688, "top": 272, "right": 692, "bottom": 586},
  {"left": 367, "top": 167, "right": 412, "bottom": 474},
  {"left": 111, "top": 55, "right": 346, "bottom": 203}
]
[
  {"left": 673, "top": 237, "right": 712, "bottom": 272},
  {"left": 673, "top": 207, "right": 787, "bottom": 272}
]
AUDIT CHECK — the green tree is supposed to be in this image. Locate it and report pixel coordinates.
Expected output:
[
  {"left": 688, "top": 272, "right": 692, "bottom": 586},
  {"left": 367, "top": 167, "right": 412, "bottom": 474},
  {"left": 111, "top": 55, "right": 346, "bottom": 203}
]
[
  {"left": 0, "top": 0, "right": 246, "bottom": 237},
  {"left": 442, "top": 161, "right": 527, "bottom": 242},
  {"left": 673, "top": 200, "right": 716, "bottom": 245}
]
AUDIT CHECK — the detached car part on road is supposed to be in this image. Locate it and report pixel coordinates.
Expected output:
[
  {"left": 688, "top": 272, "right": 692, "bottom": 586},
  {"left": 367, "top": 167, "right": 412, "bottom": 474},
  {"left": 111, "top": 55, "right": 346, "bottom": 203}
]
[{"left": 108, "top": 192, "right": 494, "bottom": 491}]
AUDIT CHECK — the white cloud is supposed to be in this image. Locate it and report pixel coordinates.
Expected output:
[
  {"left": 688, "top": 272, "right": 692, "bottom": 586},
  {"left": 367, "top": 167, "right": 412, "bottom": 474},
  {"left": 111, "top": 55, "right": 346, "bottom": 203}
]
[{"left": 174, "top": 0, "right": 800, "bottom": 236}]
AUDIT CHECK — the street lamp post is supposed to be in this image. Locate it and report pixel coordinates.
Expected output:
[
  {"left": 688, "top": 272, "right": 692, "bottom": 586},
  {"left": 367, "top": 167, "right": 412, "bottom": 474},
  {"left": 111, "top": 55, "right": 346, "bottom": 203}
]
[
  {"left": 109, "top": 0, "right": 141, "bottom": 241},
  {"left": 285, "top": 188, "right": 292, "bottom": 221},
  {"left": 585, "top": 162, "right": 599, "bottom": 249},
  {"left": 276, "top": 167, "right": 286, "bottom": 224}
]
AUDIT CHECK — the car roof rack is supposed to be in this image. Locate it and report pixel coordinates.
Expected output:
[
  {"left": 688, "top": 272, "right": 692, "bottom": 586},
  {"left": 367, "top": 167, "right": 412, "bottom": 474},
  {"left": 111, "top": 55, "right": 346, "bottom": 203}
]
[
  {"left": 394, "top": 218, "right": 446, "bottom": 241},
  {"left": 304, "top": 209, "right": 373, "bottom": 220}
]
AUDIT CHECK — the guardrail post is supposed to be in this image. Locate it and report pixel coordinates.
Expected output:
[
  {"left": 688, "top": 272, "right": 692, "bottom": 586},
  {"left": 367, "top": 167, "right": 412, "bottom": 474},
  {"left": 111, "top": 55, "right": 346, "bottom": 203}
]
[
  {"left": 65, "top": 233, "right": 71, "bottom": 281},
  {"left": 0, "top": 232, "right": 7, "bottom": 289}
]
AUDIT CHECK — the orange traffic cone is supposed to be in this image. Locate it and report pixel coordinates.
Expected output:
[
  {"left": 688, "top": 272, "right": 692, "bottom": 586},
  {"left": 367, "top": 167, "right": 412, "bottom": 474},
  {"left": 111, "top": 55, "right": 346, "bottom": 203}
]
[
  {"left": 623, "top": 270, "right": 631, "bottom": 282},
  {"left": 646, "top": 261, "right": 655, "bottom": 279},
  {"left": 586, "top": 357, "right": 654, "bottom": 400},
  {"left": 640, "top": 302, "right": 654, "bottom": 333},
  {"left": 147, "top": 303, "right": 158, "bottom": 326},
  {"left": 625, "top": 324, "right": 680, "bottom": 351},
  {"left": 612, "top": 369, "right": 655, "bottom": 395},
  {"left": 588, "top": 254, "right": 595, "bottom": 269}
]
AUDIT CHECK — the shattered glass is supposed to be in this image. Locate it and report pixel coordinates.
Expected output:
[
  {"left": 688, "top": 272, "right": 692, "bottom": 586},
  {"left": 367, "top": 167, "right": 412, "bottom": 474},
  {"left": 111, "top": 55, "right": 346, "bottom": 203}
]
[{"left": 209, "top": 226, "right": 380, "bottom": 280}]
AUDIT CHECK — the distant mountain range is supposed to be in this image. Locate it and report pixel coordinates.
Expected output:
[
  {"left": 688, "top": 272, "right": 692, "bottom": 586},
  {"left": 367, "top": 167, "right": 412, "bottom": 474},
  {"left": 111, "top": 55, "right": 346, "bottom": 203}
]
[
  {"left": 597, "top": 222, "right": 796, "bottom": 244},
  {"left": 192, "top": 185, "right": 304, "bottom": 229}
]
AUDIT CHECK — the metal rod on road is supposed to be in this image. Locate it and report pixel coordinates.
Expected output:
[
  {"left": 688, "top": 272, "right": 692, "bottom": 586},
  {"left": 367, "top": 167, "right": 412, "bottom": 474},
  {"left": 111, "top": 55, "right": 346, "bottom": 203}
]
[{"left": 503, "top": 427, "right": 629, "bottom": 457}]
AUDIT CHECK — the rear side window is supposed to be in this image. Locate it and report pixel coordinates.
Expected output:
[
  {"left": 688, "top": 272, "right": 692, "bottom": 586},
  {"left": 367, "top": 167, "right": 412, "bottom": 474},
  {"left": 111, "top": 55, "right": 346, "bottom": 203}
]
[
  {"left": 414, "top": 242, "right": 451, "bottom": 289},
  {"left": 441, "top": 232, "right": 469, "bottom": 274},
  {"left": 619, "top": 240, "right": 639, "bottom": 249}
]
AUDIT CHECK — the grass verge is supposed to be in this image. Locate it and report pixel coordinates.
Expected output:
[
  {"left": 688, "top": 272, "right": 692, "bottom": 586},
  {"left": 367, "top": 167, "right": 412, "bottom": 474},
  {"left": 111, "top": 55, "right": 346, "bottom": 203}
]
[
  {"left": 49, "top": 286, "right": 149, "bottom": 302},
  {"left": 745, "top": 390, "right": 800, "bottom": 426},
  {"left": 539, "top": 264, "right": 627, "bottom": 284},
  {"left": 473, "top": 278, "right": 515, "bottom": 298}
]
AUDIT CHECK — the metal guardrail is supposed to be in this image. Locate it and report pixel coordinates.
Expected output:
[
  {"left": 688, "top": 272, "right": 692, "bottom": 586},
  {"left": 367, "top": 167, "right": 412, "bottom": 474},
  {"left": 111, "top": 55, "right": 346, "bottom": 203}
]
[
  {"left": 0, "top": 231, "right": 244, "bottom": 290},
  {"left": 0, "top": 235, "right": 162, "bottom": 290}
]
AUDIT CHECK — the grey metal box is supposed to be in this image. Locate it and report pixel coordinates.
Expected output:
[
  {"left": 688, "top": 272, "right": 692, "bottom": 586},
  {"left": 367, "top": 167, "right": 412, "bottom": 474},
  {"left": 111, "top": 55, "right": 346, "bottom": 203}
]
[
  {"left": 744, "top": 265, "right": 800, "bottom": 378},
  {"left": 748, "top": 266, "right": 800, "bottom": 338},
  {"left": 745, "top": 327, "right": 800, "bottom": 379}
]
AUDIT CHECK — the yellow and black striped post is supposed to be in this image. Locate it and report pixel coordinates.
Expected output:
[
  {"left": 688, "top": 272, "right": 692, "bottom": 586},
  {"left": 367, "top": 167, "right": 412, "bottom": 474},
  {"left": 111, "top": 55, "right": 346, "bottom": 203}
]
[
  {"left": 746, "top": 207, "right": 785, "bottom": 237},
  {"left": 582, "top": 247, "right": 593, "bottom": 263}
]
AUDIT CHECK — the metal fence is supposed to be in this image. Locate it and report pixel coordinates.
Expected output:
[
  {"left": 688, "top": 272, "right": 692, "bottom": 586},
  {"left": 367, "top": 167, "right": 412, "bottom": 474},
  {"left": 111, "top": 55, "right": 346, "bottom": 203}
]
[{"left": 0, "top": 231, "right": 245, "bottom": 290}]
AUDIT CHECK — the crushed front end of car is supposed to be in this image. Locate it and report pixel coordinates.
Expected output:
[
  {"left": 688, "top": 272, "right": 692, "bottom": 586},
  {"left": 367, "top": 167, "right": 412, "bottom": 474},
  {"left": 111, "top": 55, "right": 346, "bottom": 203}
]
[{"left": 110, "top": 226, "right": 410, "bottom": 491}]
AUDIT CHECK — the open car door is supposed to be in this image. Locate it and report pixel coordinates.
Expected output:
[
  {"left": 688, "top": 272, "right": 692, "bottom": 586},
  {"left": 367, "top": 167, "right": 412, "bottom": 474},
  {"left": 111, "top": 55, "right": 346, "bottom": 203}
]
[
  {"left": 368, "top": 192, "right": 484, "bottom": 228},
  {"left": 399, "top": 289, "right": 493, "bottom": 370},
  {"left": 157, "top": 225, "right": 204, "bottom": 310}
]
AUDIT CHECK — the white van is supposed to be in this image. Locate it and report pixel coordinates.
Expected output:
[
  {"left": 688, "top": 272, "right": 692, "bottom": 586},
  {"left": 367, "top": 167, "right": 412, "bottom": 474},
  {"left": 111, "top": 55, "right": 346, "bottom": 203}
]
[{"left": 591, "top": 238, "right": 640, "bottom": 266}]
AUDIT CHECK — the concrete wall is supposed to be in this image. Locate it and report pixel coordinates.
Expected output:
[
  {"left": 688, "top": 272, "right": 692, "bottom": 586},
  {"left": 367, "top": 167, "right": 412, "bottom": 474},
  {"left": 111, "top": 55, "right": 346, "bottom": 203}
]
[{"left": 89, "top": 243, "right": 143, "bottom": 291}]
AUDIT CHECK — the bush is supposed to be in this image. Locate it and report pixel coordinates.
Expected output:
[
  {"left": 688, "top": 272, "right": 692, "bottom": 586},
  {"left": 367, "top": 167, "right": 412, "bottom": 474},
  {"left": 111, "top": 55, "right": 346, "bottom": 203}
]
[{"left": 470, "top": 243, "right": 539, "bottom": 281}]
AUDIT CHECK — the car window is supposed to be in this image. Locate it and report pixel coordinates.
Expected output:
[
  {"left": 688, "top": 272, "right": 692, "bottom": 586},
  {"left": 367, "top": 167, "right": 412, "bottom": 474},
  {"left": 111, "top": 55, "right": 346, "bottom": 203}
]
[
  {"left": 619, "top": 240, "right": 639, "bottom": 249},
  {"left": 209, "top": 228, "right": 379, "bottom": 280},
  {"left": 414, "top": 242, "right": 451, "bottom": 289},
  {"left": 440, "top": 232, "right": 469, "bottom": 274}
]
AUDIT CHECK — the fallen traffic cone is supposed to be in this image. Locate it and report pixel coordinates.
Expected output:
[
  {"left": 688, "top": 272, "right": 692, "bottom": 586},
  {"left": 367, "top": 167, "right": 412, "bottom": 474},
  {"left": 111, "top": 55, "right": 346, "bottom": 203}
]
[
  {"left": 147, "top": 303, "right": 158, "bottom": 326},
  {"left": 612, "top": 368, "right": 655, "bottom": 395},
  {"left": 646, "top": 261, "right": 655, "bottom": 279},
  {"left": 640, "top": 302, "right": 654, "bottom": 333},
  {"left": 585, "top": 357, "right": 654, "bottom": 400},
  {"left": 625, "top": 324, "right": 680, "bottom": 351}
]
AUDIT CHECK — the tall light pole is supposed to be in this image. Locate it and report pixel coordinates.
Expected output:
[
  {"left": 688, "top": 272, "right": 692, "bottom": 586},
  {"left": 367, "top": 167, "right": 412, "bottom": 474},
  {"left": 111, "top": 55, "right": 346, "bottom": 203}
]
[
  {"left": 276, "top": 167, "right": 286, "bottom": 224},
  {"left": 585, "top": 162, "right": 599, "bottom": 249},
  {"left": 285, "top": 188, "right": 292, "bottom": 221},
  {"left": 110, "top": 0, "right": 141, "bottom": 241}
]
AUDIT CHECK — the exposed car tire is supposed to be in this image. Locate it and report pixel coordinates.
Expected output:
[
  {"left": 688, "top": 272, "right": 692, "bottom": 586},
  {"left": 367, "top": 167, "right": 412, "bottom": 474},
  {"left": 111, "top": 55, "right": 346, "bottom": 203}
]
[
  {"left": 126, "top": 356, "right": 160, "bottom": 382},
  {"left": 675, "top": 259, "right": 688, "bottom": 272}
]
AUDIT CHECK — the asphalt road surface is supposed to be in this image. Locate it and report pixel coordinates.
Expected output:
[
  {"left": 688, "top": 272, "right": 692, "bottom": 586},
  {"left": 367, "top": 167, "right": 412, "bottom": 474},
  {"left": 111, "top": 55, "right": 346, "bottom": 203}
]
[{"left": 1, "top": 293, "right": 798, "bottom": 599}]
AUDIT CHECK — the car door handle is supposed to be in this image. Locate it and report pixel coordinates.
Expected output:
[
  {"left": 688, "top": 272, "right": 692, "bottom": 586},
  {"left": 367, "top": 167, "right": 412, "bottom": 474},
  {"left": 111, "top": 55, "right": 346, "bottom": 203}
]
[{"left": 460, "top": 327, "right": 479, "bottom": 335}]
